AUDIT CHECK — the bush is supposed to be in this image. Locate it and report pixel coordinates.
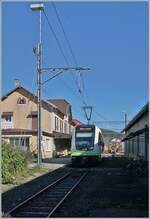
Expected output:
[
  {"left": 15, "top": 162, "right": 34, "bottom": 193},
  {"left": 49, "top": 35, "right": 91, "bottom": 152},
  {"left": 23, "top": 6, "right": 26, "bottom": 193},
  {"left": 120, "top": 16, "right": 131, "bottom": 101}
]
[{"left": 2, "top": 143, "right": 33, "bottom": 184}]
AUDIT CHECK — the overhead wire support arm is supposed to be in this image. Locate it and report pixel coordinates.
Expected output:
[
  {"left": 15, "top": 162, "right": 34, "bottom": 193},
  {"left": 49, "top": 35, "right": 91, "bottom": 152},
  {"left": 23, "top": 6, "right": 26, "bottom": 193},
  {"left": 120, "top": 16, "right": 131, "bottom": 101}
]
[
  {"left": 41, "top": 67, "right": 90, "bottom": 85},
  {"left": 41, "top": 67, "right": 90, "bottom": 72},
  {"left": 42, "top": 71, "right": 63, "bottom": 85}
]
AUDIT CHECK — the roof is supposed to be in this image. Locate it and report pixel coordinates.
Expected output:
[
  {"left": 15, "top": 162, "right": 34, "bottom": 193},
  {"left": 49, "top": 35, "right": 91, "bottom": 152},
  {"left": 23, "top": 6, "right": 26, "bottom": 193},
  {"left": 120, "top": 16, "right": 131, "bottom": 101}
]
[
  {"left": 71, "top": 119, "right": 83, "bottom": 127},
  {"left": 48, "top": 99, "right": 72, "bottom": 120},
  {"left": 122, "top": 102, "right": 149, "bottom": 132},
  {"left": 2, "top": 85, "right": 64, "bottom": 118},
  {"left": 122, "top": 125, "right": 148, "bottom": 141}
]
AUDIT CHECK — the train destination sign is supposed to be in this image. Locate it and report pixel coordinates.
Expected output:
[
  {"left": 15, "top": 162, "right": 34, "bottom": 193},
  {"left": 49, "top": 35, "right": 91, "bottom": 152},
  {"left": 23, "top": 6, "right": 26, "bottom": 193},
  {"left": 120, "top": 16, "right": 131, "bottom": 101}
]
[{"left": 79, "top": 127, "right": 93, "bottom": 131}]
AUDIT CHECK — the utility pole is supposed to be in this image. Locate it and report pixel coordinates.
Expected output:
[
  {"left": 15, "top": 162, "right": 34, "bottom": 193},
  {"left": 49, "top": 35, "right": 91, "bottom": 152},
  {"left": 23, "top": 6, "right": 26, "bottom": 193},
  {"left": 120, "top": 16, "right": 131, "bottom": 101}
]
[
  {"left": 37, "top": 8, "right": 42, "bottom": 166},
  {"left": 31, "top": 4, "right": 44, "bottom": 166},
  {"left": 124, "top": 112, "right": 127, "bottom": 128},
  {"left": 122, "top": 111, "right": 127, "bottom": 130},
  {"left": 30, "top": 4, "right": 90, "bottom": 166}
]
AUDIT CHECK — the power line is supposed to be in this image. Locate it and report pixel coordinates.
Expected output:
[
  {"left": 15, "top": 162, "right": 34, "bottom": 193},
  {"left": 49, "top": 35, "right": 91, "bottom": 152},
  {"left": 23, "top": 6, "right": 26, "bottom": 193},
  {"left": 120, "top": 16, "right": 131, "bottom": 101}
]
[
  {"left": 50, "top": 2, "right": 80, "bottom": 92},
  {"left": 50, "top": 3, "right": 89, "bottom": 98},
  {"left": 51, "top": 1, "right": 78, "bottom": 66},
  {"left": 42, "top": 71, "right": 63, "bottom": 85},
  {"left": 43, "top": 10, "right": 70, "bottom": 66},
  {"left": 43, "top": 9, "right": 89, "bottom": 107},
  {"left": 42, "top": 87, "right": 82, "bottom": 115},
  {"left": 93, "top": 109, "right": 109, "bottom": 121},
  {"left": 43, "top": 8, "right": 108, "bottom": 122},
  {"left": 59, "top": 76, "right": 88, "bottom": 108},
  {"left": 94, "top": 121, "right": 125, "bottom": 124},
  {"left": 43, "top": 10, "right": 82, "bottom": 96}
]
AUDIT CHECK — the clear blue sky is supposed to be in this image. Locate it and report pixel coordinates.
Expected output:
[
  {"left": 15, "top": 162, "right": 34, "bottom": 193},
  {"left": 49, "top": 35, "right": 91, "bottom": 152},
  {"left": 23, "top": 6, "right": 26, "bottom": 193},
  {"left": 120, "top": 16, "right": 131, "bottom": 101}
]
[{"left": 2, "top": 2, "right": 148, "bottom": 131}]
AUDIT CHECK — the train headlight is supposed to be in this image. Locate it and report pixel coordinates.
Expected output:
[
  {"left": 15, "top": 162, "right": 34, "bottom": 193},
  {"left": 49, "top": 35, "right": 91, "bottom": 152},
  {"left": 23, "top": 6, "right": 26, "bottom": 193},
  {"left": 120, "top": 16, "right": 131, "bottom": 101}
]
[{"left": 89, "top": 146, "right": 94, "bottom": 150}]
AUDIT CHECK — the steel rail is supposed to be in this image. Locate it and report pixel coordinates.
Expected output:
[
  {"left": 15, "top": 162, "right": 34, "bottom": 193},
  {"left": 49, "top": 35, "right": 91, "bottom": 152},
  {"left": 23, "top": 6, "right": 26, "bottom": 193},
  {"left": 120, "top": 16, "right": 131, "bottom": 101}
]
[
  {"left": 5, "top": 171, "right": 72, "bottom": 217},
  {"left": 47, "top": 171, "right": 88, "bottom": 217}
]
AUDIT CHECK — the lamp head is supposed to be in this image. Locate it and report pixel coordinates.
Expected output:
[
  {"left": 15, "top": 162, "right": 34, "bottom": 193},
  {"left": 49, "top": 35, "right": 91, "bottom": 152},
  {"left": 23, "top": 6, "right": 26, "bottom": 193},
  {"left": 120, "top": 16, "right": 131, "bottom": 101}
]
[{"left": 30, "top": 4, "right": 44, "bottom": 11}]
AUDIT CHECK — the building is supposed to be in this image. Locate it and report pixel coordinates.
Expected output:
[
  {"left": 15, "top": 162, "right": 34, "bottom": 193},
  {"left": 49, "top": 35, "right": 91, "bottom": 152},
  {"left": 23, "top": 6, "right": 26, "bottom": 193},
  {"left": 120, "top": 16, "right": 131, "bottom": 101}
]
[
  {"left": 48, "top": 99, "right": 73, "bottom": 156},
  {"left": 71, "top": 119, "right": 83, "bottom": 127},
  {"left": 1, "top": 84, "right": 73, "bottom": 158},
  {"left": 122, "top": 102, "right": 149, "bottom": 161}
]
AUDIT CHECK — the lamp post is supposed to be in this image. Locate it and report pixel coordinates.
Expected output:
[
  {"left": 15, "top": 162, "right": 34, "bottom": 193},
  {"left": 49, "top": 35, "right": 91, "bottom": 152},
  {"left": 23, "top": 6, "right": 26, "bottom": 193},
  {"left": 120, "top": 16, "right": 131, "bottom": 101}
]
[
  {"left": 30, "top": 4, "right": 44, "bottom": 166},
  {"left": 30, "top": 4, "right": 90, "bottom": 166}
]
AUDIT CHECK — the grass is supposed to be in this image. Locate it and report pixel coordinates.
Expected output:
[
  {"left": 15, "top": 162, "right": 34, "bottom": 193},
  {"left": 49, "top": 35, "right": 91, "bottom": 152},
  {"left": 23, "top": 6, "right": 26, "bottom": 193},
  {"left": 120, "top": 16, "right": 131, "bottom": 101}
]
[
  {"left": 15, "top": 166, "right": 52, "bottom": 184},
  {"left": 2, "top": 165, "right": 52, "bottom": 192}
]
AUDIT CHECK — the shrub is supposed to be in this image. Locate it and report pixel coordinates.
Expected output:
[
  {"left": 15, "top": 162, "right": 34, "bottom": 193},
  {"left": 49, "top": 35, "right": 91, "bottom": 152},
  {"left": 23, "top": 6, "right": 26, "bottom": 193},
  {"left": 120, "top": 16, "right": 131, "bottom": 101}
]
[{"left": 2, "top": 143, "right": 33, "bottom": 184}]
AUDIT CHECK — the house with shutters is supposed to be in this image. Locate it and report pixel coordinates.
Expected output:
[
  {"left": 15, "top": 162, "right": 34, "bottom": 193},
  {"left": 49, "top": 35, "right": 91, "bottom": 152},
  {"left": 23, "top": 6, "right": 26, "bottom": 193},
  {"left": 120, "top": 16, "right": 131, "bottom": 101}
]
[{"left": 1, "top": 83, "right": 73, "bottom": 158}]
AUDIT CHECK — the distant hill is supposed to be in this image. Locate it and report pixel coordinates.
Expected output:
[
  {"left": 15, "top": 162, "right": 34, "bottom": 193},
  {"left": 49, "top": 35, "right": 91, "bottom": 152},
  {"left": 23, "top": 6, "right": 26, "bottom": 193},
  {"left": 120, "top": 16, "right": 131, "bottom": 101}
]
[{"left": 100, "top": 128, "right": 124, "bottom": 145}]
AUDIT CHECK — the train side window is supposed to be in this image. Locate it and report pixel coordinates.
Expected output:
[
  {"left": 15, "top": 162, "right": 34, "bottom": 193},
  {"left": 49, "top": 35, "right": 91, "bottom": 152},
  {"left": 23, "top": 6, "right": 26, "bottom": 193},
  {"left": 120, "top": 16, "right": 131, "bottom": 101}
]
[{"left": 98, "top": 134, "right": 101, "bottom": 145}]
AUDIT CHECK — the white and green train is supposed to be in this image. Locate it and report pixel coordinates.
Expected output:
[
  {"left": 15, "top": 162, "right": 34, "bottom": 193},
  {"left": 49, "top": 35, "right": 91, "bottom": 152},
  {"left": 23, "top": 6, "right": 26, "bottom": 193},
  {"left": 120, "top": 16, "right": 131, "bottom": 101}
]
[{"left": 71, "top": 124, "right": 104, "bottom": 165}]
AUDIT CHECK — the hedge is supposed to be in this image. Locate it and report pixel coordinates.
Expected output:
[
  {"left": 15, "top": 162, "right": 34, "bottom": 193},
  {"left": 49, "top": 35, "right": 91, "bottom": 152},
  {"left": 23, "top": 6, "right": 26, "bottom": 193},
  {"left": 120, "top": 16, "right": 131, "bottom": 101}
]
[{"left": 2, "top": 143, "right": 33, "bottom": 184}]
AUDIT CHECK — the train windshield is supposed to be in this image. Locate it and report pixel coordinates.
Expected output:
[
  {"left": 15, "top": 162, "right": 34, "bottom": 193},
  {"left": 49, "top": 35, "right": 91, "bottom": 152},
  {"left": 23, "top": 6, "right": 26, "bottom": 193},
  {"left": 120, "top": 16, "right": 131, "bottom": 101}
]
[{"left": 75, "top": 132, "right": 94, "bottom": 151}]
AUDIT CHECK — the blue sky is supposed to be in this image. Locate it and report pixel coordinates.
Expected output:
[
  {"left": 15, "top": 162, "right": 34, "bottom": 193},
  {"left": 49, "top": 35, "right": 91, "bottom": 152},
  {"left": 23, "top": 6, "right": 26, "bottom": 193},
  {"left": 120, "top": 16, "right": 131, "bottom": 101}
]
[{"left": 2, "top": 2, "right": 148, "bottom": 131}]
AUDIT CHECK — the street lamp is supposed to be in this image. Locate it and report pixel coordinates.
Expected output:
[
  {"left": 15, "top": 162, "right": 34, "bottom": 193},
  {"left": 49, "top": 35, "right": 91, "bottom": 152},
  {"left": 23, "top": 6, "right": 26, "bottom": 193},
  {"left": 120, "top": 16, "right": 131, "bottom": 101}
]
[
  {"left": 30, "top": 4, "right": 44, "bottom": 11},
  {"left": 30, "top": 3, "right": 44, "bottom": 166},
  {"left": 30, "top": 3, "right": 90, "bottom": 166}
]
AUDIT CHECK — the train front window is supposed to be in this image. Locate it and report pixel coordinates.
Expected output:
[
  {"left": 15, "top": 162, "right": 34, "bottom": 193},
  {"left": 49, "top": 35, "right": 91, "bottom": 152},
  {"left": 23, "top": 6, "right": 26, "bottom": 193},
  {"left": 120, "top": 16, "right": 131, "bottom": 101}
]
[{"left": 75, "top": 132, "right": 94, "bottom": 150}]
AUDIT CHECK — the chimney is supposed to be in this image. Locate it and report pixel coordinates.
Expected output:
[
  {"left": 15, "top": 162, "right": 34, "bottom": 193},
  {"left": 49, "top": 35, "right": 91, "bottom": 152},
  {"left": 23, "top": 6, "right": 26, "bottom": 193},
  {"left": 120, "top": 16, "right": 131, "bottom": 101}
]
[{"left": 14, "top": 79, "right": 21, "bottom": 88}]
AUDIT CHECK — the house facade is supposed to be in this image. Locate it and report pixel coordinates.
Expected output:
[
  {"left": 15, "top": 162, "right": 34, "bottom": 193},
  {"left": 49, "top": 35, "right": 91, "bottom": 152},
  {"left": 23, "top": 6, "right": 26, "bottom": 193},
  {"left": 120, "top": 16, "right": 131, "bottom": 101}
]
[
  {"left": 1, "top": 85, "right": 74, "bottom": 158},
  {"left": 122, "top": 103, "right": 149, "bottom": 161}
]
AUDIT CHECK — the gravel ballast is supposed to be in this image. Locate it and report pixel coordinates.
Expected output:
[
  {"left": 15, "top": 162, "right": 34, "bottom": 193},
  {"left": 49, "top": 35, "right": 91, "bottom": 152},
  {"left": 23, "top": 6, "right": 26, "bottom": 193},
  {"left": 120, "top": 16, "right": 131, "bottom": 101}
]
[{"left": 54, "top": 168, "right": 148, "bottom": 217}]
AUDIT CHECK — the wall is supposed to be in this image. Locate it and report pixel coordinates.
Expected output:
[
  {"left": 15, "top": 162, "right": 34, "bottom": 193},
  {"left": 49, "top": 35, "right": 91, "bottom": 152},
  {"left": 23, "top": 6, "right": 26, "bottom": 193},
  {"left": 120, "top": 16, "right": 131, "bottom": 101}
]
[
  {"left": 125, "top": 112, "right": 149, "bottom": 160},
  {"left": 2, "top": 90, "right": 52, "bottom": 133}
]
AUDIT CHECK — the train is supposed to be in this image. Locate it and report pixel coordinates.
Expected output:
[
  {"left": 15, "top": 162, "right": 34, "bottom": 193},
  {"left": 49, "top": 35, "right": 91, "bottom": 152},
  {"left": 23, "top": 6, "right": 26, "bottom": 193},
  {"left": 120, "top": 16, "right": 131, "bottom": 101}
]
[{"left": 71, "top": 124, "right": 104, "bottom": 166}]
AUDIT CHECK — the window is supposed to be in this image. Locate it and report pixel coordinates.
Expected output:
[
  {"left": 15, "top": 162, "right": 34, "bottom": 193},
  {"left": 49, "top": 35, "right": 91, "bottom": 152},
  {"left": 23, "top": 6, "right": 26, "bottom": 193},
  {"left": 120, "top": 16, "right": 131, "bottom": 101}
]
[
  {"left": 55, "top": 116, "right": 59, "bottom": 131},
  {"left": 128, "top": 140, "right": 131, "bottom": 154},
  {"left": 10, "top": 137, "right": 29, "bottom": 148},
  {"left": 1, "top": 113, "right": 13, "bottom": 129},
  {"left": 98, "top": 133, "right": 102, "bottom": 145},
  {"left": 60, "top": 120, "right": 63, "bottom": 133},
  {"left": 76, "top": 132, "right": 93, "bottom": 137},
  {"left": 64, "top": 123, "right": 67, "bottom": 133},
  {"left": 17, "top": 97, "right": 26, "bottom": 104},
  {"left": 139, "top": 134, "right": 145, "bottom": 157},
  {"left": 132, "top": 139, "right": 134, "bottom": 154},
  {"left": 2, "top": 115, "right": 12, "bottom": 122}
]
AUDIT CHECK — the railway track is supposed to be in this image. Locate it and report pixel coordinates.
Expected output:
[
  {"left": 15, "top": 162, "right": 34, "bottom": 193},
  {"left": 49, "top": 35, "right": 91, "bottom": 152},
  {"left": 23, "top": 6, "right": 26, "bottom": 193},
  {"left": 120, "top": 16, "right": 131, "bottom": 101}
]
[{"left": 5, "top": 170, "right": 88, "bottom": 218}]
